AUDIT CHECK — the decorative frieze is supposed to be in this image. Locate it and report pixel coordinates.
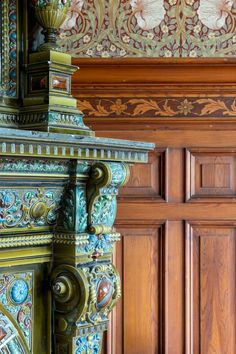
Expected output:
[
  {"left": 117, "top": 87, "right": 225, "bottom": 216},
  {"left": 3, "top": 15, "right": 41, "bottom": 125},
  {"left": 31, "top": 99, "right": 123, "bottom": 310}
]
[
  {"left": 0, "top": 158, "right": 69, "bottom": 174},
  {"left": 0, "top": 187, "right": 63, "bottom": 231},
  {"left": 77, "top": 96, "right": 236, "bottom": 119},
  {"left": 0, "top": 139, "right": 149, "bottom": 163},
  {"left": 0, "top": 113, "right": 18, "bottom": 127}
]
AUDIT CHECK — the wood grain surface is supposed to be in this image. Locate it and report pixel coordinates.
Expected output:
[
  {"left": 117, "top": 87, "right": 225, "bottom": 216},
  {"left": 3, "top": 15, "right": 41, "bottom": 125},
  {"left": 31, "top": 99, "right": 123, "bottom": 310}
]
[{"left": 72, "top": 58, "right": 236, "bottom": 354}]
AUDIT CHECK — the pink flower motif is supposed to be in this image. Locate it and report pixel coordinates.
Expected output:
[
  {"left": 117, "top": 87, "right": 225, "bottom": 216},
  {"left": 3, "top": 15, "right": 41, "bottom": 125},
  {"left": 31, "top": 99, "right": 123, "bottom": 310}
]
[
  {"left": 61, "top": 0, "right": 84, "bottom": 30},
  {"left": 197, "top": 0, "right": 234, "bottom": 30},
  {"left": 130, "top": 0, "right": 165, "bottom": 30}
]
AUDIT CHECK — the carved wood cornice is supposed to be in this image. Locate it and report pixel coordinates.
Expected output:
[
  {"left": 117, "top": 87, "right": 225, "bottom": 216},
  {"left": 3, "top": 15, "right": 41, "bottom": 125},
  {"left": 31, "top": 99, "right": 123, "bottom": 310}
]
[
  {"left": 71, "top": 58, "right": 236, "bottom": 126},
  {"left": 72, "top": 58, "right": 236, "bottom": 90}
]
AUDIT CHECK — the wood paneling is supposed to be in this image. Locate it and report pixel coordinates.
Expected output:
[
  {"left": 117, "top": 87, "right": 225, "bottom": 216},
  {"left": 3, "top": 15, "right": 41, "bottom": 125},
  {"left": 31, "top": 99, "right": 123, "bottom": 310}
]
[
  {"left": 186, "top": 149, "right": 236, "bottom": 201},
  {"left": 73, "top": 58, "right": 236, "bottom": 354},
  {"left": 114, "top": 224, "right": 164, "bottom": 354},
  {"left": 186, "top": 223, "right": 236, "bottom": 354},
  {"left": 119, "top": 149, "right": 166, "bottom": 200},
  {"left": 73, "top": 58, "right": 236, "bottom": 87}
]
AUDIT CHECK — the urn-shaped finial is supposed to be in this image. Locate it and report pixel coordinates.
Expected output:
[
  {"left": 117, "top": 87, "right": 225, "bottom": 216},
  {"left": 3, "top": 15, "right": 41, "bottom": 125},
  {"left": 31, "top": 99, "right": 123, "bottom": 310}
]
[{"left": 31, "top": 0, "right": 70, "bottom": 51}]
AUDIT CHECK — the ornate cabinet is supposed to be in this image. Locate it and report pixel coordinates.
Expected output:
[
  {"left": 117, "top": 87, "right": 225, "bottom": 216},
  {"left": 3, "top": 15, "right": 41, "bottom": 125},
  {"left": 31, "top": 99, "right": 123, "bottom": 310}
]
[{"left": 0, "top": 1, "right": 153, "bottom": 353}]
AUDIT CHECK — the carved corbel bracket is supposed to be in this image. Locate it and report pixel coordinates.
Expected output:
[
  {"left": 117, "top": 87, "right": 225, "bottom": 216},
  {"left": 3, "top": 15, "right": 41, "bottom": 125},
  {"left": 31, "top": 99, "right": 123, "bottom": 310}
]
[{"left": 87, "top": 162, "right": 130, "bottom": 235}]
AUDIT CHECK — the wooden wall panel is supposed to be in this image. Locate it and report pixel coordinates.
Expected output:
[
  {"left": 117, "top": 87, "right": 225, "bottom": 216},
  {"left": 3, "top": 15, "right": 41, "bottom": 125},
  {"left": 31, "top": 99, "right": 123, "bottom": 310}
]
[
  {"left": 113, "top": 225, "right": 164, "bottom": 354},
  {"left": 186, "top": 149, "right": 236, "bottom": 201},
  {"left": 119, "top": 149, "right": 166, "bottom": 200},
  {"left": 186, "top": 223, "right": 236, "bottom": 354},
  {"left": 165, "top": 221, "right": 185, "bottom": 354},
  {"left": 72, "top": 58, "right": 236, "bottom": 354}
]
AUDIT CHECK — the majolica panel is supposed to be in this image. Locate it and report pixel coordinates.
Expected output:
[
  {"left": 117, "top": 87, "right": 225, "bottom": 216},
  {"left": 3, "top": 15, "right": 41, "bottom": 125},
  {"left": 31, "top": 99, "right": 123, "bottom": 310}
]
[
  {"left": 57, "top": 0, "right": 236, "bottom": 58},
  {"left": 0, "top": 0, "right": 18, "bottom": 97},
  {"left": 0, "top": 1, "right": 154, "bottom": 353}
]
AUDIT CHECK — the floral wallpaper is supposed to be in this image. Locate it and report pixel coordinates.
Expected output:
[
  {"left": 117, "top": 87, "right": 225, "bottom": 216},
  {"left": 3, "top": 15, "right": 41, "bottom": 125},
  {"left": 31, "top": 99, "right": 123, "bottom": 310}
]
[{"left": 59, "top": 0, "right": 236, "bottom": 58}]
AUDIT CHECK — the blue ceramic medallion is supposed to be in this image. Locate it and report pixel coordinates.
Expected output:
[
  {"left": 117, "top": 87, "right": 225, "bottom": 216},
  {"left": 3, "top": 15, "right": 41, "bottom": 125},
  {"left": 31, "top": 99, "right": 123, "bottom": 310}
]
[{"left": 10, "top": 279, "right": 28, "bottom": 304}]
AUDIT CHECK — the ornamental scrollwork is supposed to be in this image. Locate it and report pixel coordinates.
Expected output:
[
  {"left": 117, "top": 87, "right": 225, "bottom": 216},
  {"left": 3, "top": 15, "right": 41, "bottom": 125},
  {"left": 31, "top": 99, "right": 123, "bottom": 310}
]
[
  {"left": 0, "top": 158, "right": 69, "bottom": 174},
  {"left": 0, "top": 187, "right": 63, "bottom": 230},
  {"left": 79, "top": 263, "right": 121, "bottom": 327},
  {"left": 51, "top": 263, "right": 121, "bottom": 330},
  {"left": 87, "top": 162, "right": 130, "bottom": 235}
]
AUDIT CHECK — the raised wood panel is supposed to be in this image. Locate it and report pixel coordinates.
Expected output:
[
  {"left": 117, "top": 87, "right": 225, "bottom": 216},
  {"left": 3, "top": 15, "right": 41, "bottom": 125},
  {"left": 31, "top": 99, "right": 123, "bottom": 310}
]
[
  {"left": 119, "top": 149, "right": 166, "bottom": 200},
  {"left": 165, "top": 221, "right": 185, "bottom": 354},
  {"left": 72, "top": 58, "right": 236, "bottom": 354},
  {"left": 186, "top": 149, "right": 236, "bottom": 201},
  {"left": 113, "top": 225, "right": 164, "bottom": 354},
  {"left": 186, "top": 223, "right": 236, "bottom": 354}
]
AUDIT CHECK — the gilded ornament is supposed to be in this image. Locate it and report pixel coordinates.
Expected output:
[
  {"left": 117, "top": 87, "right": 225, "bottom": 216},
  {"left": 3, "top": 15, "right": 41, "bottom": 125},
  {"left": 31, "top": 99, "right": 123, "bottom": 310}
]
[
  {"left": 30, "top": 201, "right": 47, "bottom": 219},
  {"left": 0, "top": 187, "right": 63, "bottom": 231}
]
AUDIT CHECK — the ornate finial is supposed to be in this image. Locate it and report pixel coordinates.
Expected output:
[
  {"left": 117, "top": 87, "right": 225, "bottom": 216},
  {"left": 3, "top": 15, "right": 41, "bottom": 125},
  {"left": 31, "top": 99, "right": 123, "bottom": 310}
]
[{"left": 31, "top": 0, "right": 70, "bottom": 52}]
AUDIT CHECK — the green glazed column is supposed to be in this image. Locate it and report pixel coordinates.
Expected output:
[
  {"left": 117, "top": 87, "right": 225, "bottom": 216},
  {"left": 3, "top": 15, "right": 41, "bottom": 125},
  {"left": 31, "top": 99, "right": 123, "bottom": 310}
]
[{"left": 52, "top": 161, "right": 130, "bottom": 353}]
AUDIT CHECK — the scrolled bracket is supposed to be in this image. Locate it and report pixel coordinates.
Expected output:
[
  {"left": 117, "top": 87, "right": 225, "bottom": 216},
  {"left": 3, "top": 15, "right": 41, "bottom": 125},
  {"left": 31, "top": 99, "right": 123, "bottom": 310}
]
[{"left": 87, "top": 162, "right": 130, "bottom": 235}]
